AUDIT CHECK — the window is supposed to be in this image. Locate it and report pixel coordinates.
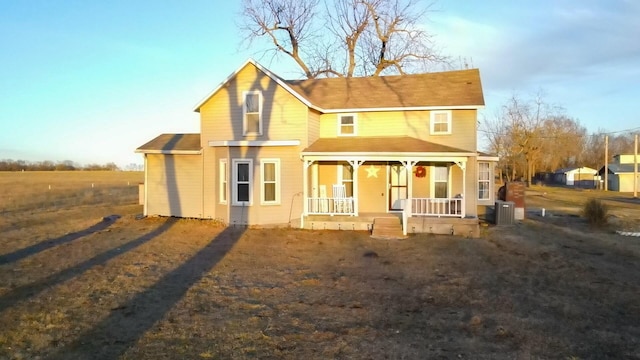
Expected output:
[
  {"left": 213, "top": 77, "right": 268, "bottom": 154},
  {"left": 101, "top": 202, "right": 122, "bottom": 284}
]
[
  {"left": 261, "top": 159, "right": 280, "bottom": 204},
  {"left": 478, "top": 162, "right": 490, "bottom": 200},
  {"left": 339, "top": 163, "right": 354, "bottom": 197},
  {"left": 433, "top": 165, "right": 449, "bottom": 198},
  {"left": 232, "top": 159, "right": 253, "bottom": 205},
  {"left": 243, "top": 91, "right": 262, "bottom": 135},
  {"left": 219, "top": 159, "right": 227, "bottom": 204},
  {"left": 338, "top": 114, "right": 356, "bottom": 136},
  {"left": 430, "top": 110, "right": 452, "bottom": 135}
]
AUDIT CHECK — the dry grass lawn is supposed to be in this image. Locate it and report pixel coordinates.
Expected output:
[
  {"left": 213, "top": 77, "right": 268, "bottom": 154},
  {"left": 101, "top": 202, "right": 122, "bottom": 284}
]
[{"left": 1, "top": 174, "right": 639, "bottom": 359}]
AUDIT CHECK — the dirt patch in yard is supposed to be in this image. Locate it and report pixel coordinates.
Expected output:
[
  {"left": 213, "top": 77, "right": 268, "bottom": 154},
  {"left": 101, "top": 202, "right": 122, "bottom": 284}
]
[{"left": 0, "top": 177, "right": 639, "bottom": 359}]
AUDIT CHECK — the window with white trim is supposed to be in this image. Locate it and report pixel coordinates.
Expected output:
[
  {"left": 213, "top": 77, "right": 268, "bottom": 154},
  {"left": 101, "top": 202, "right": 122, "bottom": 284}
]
[
  {"left": 478, "top": 162, "right": 491, "bottom": 200},
  {"left": 430, "top": 110, "right": 452, "bottom": 135},
  {"left": 243, "top": 91, "right": 262, "bottom": 135},
  {"left": 338, "top": 114, "right": 356, "bottom": 136},
  {"left": 261, "top": 159, "right": 280, "bottom": 204},
  {"left": 219, "top": 159, "right": 227, "bottom": 204},
  {"left": 232, "top": 159, "right": 253, "bottom": 205},
  {"left": 339, "top": 163, "right": 354, "bottom": 197},
  {"left": 433, "top": 165, "right": 449, "bottom": 198}
]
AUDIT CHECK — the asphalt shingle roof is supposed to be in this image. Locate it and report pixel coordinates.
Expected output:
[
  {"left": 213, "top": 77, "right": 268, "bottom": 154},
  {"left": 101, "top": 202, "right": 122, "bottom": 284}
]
[
  {"left": 303, "top": 136, "right": 473, "bottom": 154},
  {"left": 136, "top": 134, "right": 201, "bottom": 152},
  {"left": 285, "top": 69, "right": 484, "bottom": 109}
]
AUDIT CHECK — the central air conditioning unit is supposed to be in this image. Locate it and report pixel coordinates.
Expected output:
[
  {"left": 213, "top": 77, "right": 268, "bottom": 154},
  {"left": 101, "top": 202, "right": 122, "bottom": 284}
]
[{"left": 494, "top": 200, "right": 515, "bottom": 225}]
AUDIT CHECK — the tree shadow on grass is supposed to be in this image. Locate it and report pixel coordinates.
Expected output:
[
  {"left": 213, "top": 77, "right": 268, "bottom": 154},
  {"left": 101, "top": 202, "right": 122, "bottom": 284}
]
[
  {"left": 0, "top": 217, "right": 177, "bottom": 313},
  {"left": 0, "top": 216, "right": 120, "bottom": 265},
  {"left": 48, "top": 226, "right": 243, "bottom": 360}
]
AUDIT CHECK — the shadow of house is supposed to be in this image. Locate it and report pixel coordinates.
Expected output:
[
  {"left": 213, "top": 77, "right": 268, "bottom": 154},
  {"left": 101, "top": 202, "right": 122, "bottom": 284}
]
[
  {"left": 0, "top": 216, "right": 119, "bottom": 265},
  {"left": 47, "top": 226, "right": 243, "bottom": 360},
  {"left": 0, "top": 218, "right": 177, "bottom": 313}
]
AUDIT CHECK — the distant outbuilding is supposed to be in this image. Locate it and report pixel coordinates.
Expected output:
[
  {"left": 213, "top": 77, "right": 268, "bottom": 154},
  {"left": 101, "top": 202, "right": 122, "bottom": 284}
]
[{"left": 553, "top": 167, "right": 598, "bottom": 187}]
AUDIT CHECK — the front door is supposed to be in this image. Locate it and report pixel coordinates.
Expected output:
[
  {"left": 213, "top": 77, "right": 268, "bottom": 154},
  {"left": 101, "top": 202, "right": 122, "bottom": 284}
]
[{"left": 389, "top": 164, "right": 407, "bottom": 210}]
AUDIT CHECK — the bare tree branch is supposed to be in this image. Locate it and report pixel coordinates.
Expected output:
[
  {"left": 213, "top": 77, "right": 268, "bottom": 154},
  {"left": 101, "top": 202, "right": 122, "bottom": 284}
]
[{"left": 239, "top": 0, "right": 445, "bottom": 78}]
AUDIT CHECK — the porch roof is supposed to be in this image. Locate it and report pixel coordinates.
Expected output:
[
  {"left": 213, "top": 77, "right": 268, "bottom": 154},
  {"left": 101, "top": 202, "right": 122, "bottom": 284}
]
[{"left": 302, "top": 136, "right": 476, "bottom": 157}]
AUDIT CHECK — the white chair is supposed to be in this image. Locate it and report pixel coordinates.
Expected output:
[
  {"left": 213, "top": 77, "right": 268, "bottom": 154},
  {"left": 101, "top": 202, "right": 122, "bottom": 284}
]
[{"left": 332, "top": 184, "right": 351, "bottom": 214}]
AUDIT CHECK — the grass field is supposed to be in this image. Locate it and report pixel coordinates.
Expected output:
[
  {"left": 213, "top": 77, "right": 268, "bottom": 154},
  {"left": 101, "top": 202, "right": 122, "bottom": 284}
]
[{"left": 0, "top": 173, "right": 639, "bottom": 359}]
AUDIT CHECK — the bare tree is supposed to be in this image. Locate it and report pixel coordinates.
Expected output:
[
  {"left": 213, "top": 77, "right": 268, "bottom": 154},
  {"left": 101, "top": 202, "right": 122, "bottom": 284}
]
[
  {"left": 481, "top": 92, "right": 576, "bottom": 183},
  {"left": 239, "top": 0, "right": 445, "bottom": 78},
  {"left": 537, "top": 115, "right": 587, "bottom": 172}
]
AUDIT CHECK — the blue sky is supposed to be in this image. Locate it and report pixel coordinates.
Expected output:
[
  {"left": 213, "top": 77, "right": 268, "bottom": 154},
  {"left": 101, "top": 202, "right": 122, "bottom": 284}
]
[{"left": 1, "top": 0, "right": 638, "bottom": 167}]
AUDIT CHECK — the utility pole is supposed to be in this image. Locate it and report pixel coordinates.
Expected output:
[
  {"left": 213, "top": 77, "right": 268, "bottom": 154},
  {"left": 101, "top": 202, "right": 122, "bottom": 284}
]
[
  {"left": 634, "top": 133, "right": 638, "bottom": 198},
  {"left": 604, "top": 135, "right": 608, "bottom": 191}
]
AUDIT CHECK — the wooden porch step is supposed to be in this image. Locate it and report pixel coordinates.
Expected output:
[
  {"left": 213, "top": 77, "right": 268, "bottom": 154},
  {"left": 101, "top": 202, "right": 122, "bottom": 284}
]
[{"left": 371, "top": 217, "right": 407, "bottom": 239}]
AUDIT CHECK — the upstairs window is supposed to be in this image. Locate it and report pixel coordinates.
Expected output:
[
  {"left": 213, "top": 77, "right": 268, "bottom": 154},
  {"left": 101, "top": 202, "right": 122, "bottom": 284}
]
[
  {"left": 430, "top": 110, "right": 452, "bottom": 135},
  {"left": 243, "top": 91, "right": 262, "bottom": 135},
  {"left": 338, "top": 114, "right": 357, "bottom": 136}
]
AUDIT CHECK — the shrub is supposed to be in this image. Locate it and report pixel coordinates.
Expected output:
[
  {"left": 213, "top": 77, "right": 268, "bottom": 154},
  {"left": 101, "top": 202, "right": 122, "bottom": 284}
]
[{"left": 582, "top": 198, "right": 608, "bottom": 226}]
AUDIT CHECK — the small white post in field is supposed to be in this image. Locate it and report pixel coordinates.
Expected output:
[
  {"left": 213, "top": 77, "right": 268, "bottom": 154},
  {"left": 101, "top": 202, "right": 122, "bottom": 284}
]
[
  {"left": 541, "top": 208, "right": 545, "bottom": 217},
  {"left": 48, "top": 184, "right": 51, "bottom": 190},
  {"left": 92, "top": 183, "right": 94, "bottom": 188}
]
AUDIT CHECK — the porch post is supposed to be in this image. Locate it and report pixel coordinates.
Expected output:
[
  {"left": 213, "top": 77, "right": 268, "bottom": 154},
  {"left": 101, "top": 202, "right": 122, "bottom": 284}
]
[
  {"left": 348, "top": 160, "right": 364, "bottom": 216},
  {"left": 402, "top": 161, "right": 418, "bottom": 215},
  {"left": 303, "top": 159, "right": 312, "bottom": 216},
  {"left": 455, "top": 160, "right": 467, "bottom": 218}
]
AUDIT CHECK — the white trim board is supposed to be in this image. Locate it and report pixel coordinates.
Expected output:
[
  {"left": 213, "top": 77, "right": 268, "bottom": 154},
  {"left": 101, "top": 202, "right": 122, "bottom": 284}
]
[{"left": 209, "top": 140, "right": 301, "bottom": 147}]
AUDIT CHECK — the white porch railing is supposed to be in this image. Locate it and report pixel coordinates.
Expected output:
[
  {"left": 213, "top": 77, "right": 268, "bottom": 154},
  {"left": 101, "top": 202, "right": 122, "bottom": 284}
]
[
  {"left": 401, "top": 197, "right": 465, "bottom": 236},
  {"left": 307, "top": 197, "right": 356, "bottom": 216},
  {"left": 410, "top": 197, "right": 464, "bottom": 217}
]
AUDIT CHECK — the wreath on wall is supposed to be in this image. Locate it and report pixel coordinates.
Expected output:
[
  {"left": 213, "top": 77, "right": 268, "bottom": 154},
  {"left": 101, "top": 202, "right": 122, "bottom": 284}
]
[{"left": 415, "top": 166, "right": 426, "bottom": 178}]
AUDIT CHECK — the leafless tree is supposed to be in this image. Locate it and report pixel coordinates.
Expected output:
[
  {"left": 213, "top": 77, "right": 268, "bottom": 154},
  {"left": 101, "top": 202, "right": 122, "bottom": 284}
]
[
  {"left": 481, "top": 93, "right": 584, "bottom": 183},
  {"left": 239, "top": 0, "right": 445, "bottom": 78}
]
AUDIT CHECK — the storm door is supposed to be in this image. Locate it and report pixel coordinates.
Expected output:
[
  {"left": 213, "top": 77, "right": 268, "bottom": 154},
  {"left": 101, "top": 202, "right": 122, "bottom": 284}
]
[{"left": 389, "top": 163, "right": 407, "bottom": 210}]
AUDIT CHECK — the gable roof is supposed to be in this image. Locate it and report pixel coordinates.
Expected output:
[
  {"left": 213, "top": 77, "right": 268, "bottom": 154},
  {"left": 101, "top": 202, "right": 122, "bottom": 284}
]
[
  {"left": 193, "top": 59, "right": 318, "bottom": 113},
  {"left": 194, "top": 59, "right": 484, "bottom": 113},
  {"left": 135, "top": 134, "right": 201, "bottom": 154},
  {"left": 302, "top": 136, "right": 475, "bottom": 156},
  {"left": 286, "top": 69, "right": 484, "bottom": 111}
]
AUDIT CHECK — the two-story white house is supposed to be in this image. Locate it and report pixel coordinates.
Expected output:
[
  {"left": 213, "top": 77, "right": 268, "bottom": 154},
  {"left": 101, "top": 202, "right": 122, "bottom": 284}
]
[{"left": 136, "top": 59, "right": 497, "bottom": 237}]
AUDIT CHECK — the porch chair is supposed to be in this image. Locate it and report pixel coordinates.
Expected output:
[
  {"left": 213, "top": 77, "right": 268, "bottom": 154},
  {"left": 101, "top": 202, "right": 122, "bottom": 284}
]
[{"left": 332, "top": 184, "right": 352, "bottom": 214}]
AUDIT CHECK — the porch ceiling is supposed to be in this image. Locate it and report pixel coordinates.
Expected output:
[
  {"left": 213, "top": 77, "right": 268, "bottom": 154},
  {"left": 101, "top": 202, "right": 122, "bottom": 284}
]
[{"left": 301, "top": 136, "right": 476, "bottom": 160}]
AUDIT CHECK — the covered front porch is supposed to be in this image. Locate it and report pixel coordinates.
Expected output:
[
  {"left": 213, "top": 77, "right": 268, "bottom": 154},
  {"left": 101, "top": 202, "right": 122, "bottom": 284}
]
[{"left": 300, "top": 137, "right": 480, "bottom": 236}]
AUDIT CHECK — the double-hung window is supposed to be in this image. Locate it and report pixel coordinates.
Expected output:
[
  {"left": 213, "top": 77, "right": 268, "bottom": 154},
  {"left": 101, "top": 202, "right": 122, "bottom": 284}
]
[
  {"left": 339, "top": 163, "right": 354, "bottom": 197},
  {"left": 232, "top": 159, "right": 253, "bottom": 205},
  {"left": 219, "top": 159, "right": 227, "bottom": 204},
  {"left": 478, "top": 162, "right": 491, "bottom": 200},
  {"left": 338, "top": 114, "right": 356, "bottom": 136},
  {"left": 433, "top": 165, "right": 449, "bottom": 198},
  {"left": 243, "top": 91, "right": 262, "bottom": 135},
  {"left": 430, "top": 110, "right": 452, "bottom": 135},
  {"left": 261, "top": 159, "right": 280, "bottom": 204}
]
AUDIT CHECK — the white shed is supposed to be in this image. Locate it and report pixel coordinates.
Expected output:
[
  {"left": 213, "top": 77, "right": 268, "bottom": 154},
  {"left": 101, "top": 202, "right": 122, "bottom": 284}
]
[{"left": 553, "top": 167, "right": 598, "bottom": 186}]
